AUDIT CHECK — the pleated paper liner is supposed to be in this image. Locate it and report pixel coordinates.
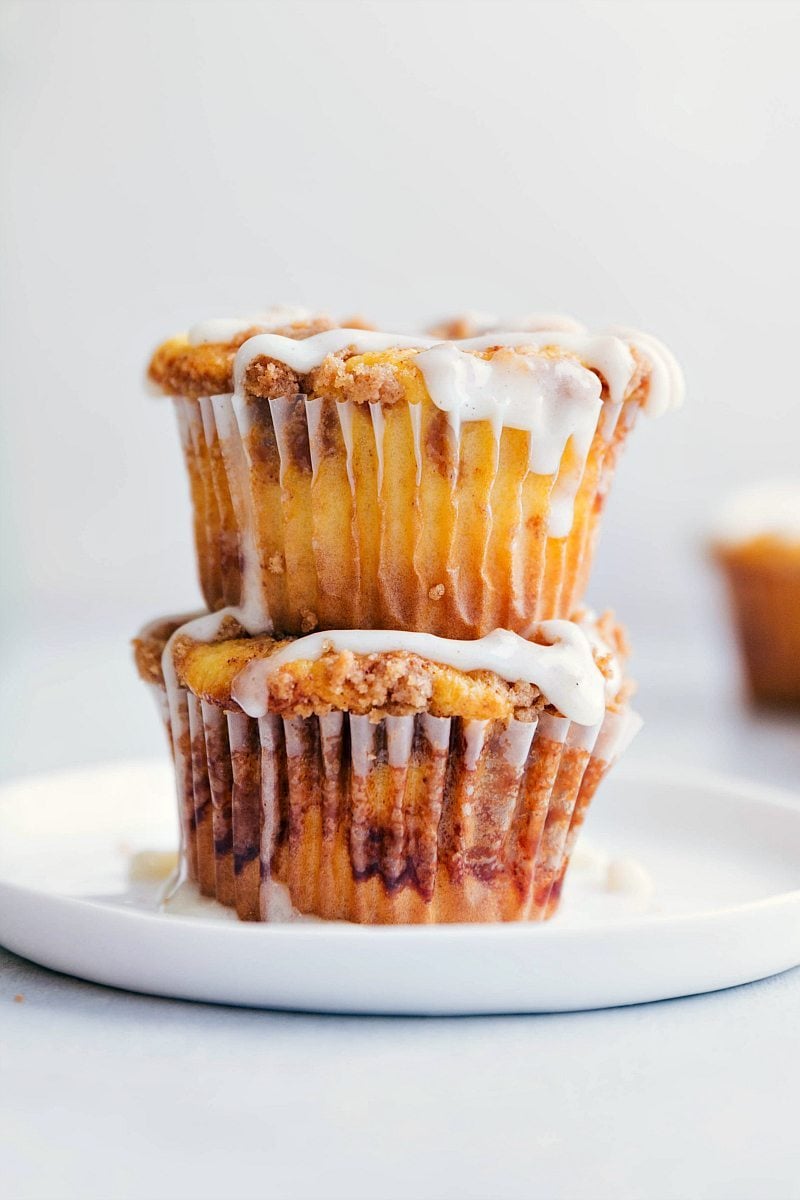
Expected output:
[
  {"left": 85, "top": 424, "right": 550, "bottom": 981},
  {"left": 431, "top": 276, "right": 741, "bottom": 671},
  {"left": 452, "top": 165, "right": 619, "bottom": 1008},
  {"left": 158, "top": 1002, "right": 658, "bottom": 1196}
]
[
  {"left": 160, "top": 685, "right": 641, "bottom": 924},
  {"left": 173, "top": 389, "right": 642, "bottom": 637},
  {"left": 717, "top": 553, "right": 800, "bottom": 707}
]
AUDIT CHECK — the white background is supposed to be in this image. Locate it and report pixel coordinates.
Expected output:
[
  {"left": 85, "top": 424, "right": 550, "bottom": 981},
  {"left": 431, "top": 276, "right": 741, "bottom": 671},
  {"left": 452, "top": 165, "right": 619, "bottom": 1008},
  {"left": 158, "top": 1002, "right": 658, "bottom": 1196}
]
[
  {"left": 3, "top": 0, "right": 800, "bottom": 769},
  {"left": 3, "top": 0, "right": 800, "bottom": 637},
  {"left": 3, "top": 7, "right": 800, "bottom": 1199}
]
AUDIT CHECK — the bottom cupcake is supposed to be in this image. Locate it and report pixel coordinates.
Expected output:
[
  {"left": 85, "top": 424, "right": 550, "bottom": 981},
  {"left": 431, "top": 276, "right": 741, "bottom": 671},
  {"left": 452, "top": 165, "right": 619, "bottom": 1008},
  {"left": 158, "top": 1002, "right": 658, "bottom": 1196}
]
[{"left": 133, "top": 613, "right": 640, "bottom": 923}]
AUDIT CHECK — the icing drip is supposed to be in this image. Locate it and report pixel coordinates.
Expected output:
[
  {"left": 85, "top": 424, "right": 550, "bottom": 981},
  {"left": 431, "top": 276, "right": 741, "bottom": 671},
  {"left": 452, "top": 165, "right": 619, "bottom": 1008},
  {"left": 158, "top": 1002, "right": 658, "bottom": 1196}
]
[
  {"left": 598, "top": 399, "right": 623, "bottom": 441},
  {"left": 232, "top": 323, "right": 682, "bottom": 416},
  {"left": 548, "top": 456, "right": 588, "bottom": 540},
  {"left": 449, "top": 322, "right": 683, "bottom": 414},
  {"left": 188, "top": 305, "right": 314, "bottom": 346},
  {"left": 414, "top": 344, "right": 602, "bottom": 536},
  {"left": 453, "top": 333, "right": 637, "bottom": 406},
  {"left": 413, "top": 343, "right": 602, "bottom": 453},
  {"left": 520, "top": 607, "right": 623, "bottom": 704},
  {"left": 230, "top": 621, "right": 608, "bottom": 727},
  {"left": 604, "top": 325, "right": 685, "bottom": 417}
]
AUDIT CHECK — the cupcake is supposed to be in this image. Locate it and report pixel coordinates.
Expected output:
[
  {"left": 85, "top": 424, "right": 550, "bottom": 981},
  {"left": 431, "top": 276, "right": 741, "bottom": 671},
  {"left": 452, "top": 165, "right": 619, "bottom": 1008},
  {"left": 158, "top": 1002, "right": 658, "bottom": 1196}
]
[
  {"left": 133, "top": 611, "right": 640, "bottom": 924},
  {"left": 712, "top": 481, "right": 800, "bottom": 707},
  {"left": 148, "top": 314, "right": 684, "bottom": 638}
]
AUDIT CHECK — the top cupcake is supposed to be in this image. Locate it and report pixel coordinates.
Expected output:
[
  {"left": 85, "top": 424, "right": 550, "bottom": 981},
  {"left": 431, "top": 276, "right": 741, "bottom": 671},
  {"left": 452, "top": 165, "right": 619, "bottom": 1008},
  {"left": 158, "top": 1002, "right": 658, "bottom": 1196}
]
[{"left": 148, "top": 309, "right": 683, "bottom": 638}]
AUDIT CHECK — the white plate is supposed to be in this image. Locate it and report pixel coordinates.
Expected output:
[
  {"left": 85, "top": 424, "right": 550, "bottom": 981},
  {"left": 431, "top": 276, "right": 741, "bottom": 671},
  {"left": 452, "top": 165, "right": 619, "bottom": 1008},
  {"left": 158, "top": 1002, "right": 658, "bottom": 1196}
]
[{"left": 1, "top": 760, "right": 799, "bottom": 1014}]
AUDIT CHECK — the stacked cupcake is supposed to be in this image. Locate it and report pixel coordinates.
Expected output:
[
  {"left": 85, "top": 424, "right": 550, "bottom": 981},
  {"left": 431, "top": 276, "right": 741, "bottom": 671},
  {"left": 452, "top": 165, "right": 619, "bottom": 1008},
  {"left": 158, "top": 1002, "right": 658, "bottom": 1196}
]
[{"left": 137, "top": 307, "right": 683, "bottom": 922}]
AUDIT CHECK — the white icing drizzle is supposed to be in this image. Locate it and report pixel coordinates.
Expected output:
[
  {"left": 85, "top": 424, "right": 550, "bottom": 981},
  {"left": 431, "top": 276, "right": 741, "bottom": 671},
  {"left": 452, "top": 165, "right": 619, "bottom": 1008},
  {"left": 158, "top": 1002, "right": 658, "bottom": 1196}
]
[
  {"left": 225, "top": 324, "right": 680, "bottom": 545},
  {"left": 233, "top": 329, "right": 436, "bottom": 390},
  {"left": 604, "top": 325, "right": 685, "bottom": 417},
  {"left": 223, "top": 319, "right": 681, "bottom": 422},
  {"left": 452, "top": 333, "right": 637, "bottom": 407},
  {"left": 232, "top": 326, "right": 639, "bottom": 406},
  {"left": 548, "top": 455, "right": 588, "bottom": 539},
  {"left": 230, "top": 621, "right": 608, "bottom": 727},
  {"left": 187, "top": 306, "right": 314, "bottom": 346},
  {"left": 712, "top": 480, "right": 800, "bottom": 547},
  {"left": 413, "top": 343, "right": 603, "bottom": 534},
  {"left": 598, "top": 398, "right": 623, "bottom": 441},
  {"left": 444, "top": 319, "right": 683, "bottom": 415},
  {"left": 413, "top": 342, "right": 602, "bottom": 455}
]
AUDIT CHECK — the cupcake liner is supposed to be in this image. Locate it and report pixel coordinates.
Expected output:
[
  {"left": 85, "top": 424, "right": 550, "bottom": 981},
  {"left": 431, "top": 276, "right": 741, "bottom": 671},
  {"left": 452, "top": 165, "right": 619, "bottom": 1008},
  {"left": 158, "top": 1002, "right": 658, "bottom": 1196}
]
[
  {"left": 718, "top": 555, "right": 800, "bottom": 707},
  {"left": 142, "top": 681, "right": 197, "bottom": 886},
  {"left": 161, "top": 681, "right": 640, "bottom": 924},
  {"left": 186, "top": 695, "right": 216, "bottom": 897},
  {"left": 173, "top": 390, "right": 641, "bottom": 634}
]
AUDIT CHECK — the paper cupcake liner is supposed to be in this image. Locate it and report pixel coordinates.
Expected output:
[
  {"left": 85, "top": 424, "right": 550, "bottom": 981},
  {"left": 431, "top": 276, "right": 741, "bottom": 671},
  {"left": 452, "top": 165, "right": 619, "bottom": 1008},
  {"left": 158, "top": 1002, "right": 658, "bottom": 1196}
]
[
  {"left": 718, "top": 555, "right": 800, "bottom": 707},
  {"left": 173, "top": 391, "right": 641, "bottom": 635},
  {"left": 161, "top": 684, "right": 641, "bottom": 924}
]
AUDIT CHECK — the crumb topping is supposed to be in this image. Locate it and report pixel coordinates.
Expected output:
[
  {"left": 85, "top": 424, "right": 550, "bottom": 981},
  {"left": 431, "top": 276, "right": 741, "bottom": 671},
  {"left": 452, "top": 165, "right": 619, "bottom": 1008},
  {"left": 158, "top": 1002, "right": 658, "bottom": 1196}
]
[
  {"left": 147, "top": 316, "right": 339, "bottom": 399},
  {"left": 133, "top": 613, "right": 631, "bottom": 721},
  {"left": 148, "top": 321, "right": 654, "bottom": 411}
]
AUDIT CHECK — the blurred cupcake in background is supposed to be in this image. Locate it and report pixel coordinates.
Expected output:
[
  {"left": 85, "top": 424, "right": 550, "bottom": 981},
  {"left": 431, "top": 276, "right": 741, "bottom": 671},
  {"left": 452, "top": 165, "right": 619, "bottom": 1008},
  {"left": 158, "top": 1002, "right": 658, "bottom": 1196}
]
[{"left": 712, "top": 481, "right": 800, "bottom": 708}]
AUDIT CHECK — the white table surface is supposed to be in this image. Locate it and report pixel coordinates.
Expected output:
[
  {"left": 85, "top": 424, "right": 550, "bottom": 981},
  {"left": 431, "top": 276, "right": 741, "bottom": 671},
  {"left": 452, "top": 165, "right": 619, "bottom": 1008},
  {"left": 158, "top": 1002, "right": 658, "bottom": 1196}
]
[{"left": 2, "top": 615, "right": 800, "bottom": 1200}]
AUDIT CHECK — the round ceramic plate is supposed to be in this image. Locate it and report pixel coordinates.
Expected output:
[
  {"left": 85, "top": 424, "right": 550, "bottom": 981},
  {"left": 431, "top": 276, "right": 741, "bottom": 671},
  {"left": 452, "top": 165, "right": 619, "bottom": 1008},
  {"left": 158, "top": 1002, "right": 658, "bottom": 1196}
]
[{"left": 1, "top": 760, "right": 799, "bottom": 1014}]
